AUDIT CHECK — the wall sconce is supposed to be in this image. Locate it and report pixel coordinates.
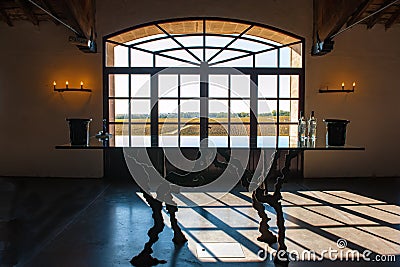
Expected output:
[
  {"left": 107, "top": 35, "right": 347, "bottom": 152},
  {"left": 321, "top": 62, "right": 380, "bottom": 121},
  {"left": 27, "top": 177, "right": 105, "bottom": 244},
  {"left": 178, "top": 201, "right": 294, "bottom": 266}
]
[
  {"left": 319, "top": 82, "right": 355, "bottom": 93},
  {"left": 53, "top": 80, "right": 92, "bottom": 92}
]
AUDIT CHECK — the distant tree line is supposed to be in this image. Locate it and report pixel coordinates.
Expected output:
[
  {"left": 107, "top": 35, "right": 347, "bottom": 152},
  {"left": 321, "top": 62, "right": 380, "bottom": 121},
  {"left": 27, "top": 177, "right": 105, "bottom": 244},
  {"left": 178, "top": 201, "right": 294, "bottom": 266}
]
[{"left": 116, "top": 110, "right": 290, "bottom": 119}]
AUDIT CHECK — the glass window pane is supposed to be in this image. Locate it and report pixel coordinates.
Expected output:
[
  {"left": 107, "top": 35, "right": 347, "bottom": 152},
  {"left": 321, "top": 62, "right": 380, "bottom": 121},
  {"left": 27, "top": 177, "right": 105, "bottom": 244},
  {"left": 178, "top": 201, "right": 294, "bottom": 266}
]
[
  {"left": 213, "top": 56, "right": 252, "bottom": 67},
  {"left": 181, "top": 75, "right": 200, "bottom": 98},
  {"left": 279, "top": 75, "right": 299, "bottom": 98},
  {"left": 109, "top": 74, "right": 129, "bottom": 97},
  {"left": 209, "top": 100, "right": 228, "bottom": 124},
  {"left": 230, "top": 124, "right": 249, "bottom": 136},
  {"left": 131, "top": 124, "right": 151, "bottom": 136},
  {"left": 159, "top": 124, "right": 178, "bottom": 147},
  {"left": 155, "top": 56, "right": 193, "bottom": 67},
  {"left": 131, "top": 49, "right": 153, "bottom": 67},
  {"left": 279, "top": 100, "right": 298, "bottom": 122},
  {"left": 279, "top": 47, "right": 291, "bottom": 67},
  {"left": 159, "top": 100, "right": 178, "bottom": 123},
  {"left": 257, "top": 124, "right": 277, "bottom": 148},
  {"left": 208, "top": 123, "right": 228, "bottom": 147},
  {"left": 180, "top": 100, "right": 200, "bottom": 122},
  {"left": 131, "top": 100, "right": 150, "bottom": 122},
  {"left": 180, "top": 124, "right": 200, "bottom": 147},
  {"left": 231, "top": 100, "right": 250, "bottom": 124},
  {"left": 230, "top": 38, "right": 273, "bottom": 52},
  {"left": 109, "top": 99, "right": 129, "bottom": 122},
  {"left": 159, "top": 123, "right": 178, "bottom": 136},
  {"left": 161, "top": 50, "right": 200, "bottom": 63},
  {"left": 258, "top": 75, "right": 277, "bottom": 98},
  {"left": 175, "top": 36, "right": 203, "bottom": 47},
  {"left": 113, "top": 45, "right": 129, "bottom": 67},
  {"left": 258, "top": 100, "right": 277, "bottom": 122},
  {"left": 279, "top": 125, "right": 290, "bottom": 136},
  {"left": 209, "top": 75, "right": 228, "bottom": 98},
  {"left": 255, "top": 50, "right": 278, "bottom": 67},
  {"left": 231, "top": 75, "right": 250, "bottom": 98},
  {"left": 131, "top": 74, "right": 150, "bottom": 97},
  {"left": 231, "top": 136, "right": 249, "bottom": 147},
  {"left": 159, "top": 75, "right": 178, "bottom": 97},
  {"left": 258, "top": 124, "right": 277, "bottom": 136},
  {"left": 137, "top": 38, "right": 180, "bottom": 52}
]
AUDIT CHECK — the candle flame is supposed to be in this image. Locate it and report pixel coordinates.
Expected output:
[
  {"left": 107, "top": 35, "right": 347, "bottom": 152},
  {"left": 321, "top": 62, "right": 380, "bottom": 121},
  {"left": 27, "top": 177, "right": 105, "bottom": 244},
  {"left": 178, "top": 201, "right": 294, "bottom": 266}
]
[
  {"left": 66, "top": 81, "right": 69, "bottom": 85},
  {"left": 53, "top": 81, "right": 56, "bottom": 86},
  {"left": 353, "top": 82, "right": 356, "bottom": 87},
  {"left": 80, "top": 81, "right": 83, "bottom": 86},
  {"left": 341, "top": 82, "right": 345, "bottom": 87}
]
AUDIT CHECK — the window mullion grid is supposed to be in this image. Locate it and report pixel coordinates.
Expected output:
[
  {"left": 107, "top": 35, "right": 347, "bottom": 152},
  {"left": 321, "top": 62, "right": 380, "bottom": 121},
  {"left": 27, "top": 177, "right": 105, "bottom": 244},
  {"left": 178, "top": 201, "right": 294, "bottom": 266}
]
[
  {"left": 128, "top": 49, "right": 132, "bottom": 146},
  {"left": 178, "top": 75, "right": 181, "bottom": 147},
  {"left": 228, "top": 75, "right": 231, "bottom": 148},
  {"left": 250, "top": 74, "right": 257, "bottom": 148},
  {"left": 151, "top": 74, "right": 159, "bottom": 146},
  {"left": 200, "top": 70, "right": 208, "bottom": 146},
  {"left": 276, "top": 50, "right": 281, "bottom": 145},
  {"left": 203, "top": 19, "right": 206, "bottom": 62}
]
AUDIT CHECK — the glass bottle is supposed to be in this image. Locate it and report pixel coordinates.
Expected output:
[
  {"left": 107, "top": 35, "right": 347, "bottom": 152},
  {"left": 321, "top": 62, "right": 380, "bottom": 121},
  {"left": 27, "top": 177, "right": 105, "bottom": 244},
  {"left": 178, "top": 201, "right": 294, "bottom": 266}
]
[
  {"left": 308, "top": 110, "right": 317, "bottom": 140},
  {"left": 298, "top": 111, "right": 306, "bottom": 140}
]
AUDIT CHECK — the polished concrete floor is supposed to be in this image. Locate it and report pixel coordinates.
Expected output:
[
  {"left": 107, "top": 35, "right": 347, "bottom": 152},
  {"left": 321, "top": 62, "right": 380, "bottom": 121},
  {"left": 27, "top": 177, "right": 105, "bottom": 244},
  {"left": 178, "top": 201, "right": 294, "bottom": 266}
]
[{"left": 0, "top": 177, "right": 399, "bottom": 267}]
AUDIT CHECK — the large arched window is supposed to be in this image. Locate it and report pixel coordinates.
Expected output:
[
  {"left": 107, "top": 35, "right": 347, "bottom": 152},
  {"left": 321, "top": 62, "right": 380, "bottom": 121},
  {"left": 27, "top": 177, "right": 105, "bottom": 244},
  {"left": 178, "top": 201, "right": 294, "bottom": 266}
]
[{"left": 104, "top": 18, "right": 304, "bottom": 147}]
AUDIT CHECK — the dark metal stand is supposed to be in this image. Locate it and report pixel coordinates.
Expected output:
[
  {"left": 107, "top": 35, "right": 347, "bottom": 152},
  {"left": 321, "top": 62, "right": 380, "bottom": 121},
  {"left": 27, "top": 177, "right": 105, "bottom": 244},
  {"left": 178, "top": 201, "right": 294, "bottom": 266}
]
[
  {"left": 130, "top": 191, "right": 187, "bottom": 266},
  {"left": 253, "top": 150, "right": 301, "bottom": 264}
]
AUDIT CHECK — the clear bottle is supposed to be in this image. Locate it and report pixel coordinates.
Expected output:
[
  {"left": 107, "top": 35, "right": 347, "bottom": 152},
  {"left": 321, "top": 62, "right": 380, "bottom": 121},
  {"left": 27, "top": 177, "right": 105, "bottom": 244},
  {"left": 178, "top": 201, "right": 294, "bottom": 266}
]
[
  {"left": 298, "top": 111, "right": 307, "bottom": 140},
  {"left": 308, "top": 110, "right": 317, "bottom": 140}
]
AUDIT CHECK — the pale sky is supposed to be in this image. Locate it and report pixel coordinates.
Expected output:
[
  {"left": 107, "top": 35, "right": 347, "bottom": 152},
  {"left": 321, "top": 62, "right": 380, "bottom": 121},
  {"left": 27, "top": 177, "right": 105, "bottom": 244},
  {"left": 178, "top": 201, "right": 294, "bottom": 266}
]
[{"left": 112, "top": 33, "right": 295, "bottom": 116}]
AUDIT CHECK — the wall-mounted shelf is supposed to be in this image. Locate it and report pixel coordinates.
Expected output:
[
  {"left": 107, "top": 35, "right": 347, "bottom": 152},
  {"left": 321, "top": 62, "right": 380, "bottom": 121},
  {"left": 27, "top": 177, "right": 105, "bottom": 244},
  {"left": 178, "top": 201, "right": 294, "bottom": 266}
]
[
  {"left": 319, "top": 83, "right": 355, "bottom": 94},
  {"left": 54, "top": 88, "right": 92, "bottom": 93},
  {"left": 319, "top": 89, "right": 354, "bottom": 93}
]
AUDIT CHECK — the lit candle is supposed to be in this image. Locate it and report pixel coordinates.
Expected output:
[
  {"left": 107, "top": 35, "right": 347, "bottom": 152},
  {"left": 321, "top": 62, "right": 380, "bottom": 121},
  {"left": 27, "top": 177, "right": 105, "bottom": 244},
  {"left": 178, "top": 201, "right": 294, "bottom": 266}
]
[
  {"left": 53, "top": 81, "right": 56, "bottom": 89},
  {"left": 341, "top": 82, "right": 345, "bottom": 90},
  {"left": 80, "top": 81, "right": 83, "bottom": 89},
  {"left": 66, "top": 81, "right": 69, "bottom": 89},
  {"left": 352, "top": 82, "right": 356, "bottom": 90}
]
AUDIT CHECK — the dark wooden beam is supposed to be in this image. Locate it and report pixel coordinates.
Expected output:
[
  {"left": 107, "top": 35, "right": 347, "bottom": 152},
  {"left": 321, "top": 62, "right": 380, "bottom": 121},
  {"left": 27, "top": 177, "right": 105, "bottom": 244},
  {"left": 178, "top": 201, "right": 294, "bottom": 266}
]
[
  {"left": 314, "top": 0, "right": 363, "bottom": 41},
  {"left": 367, "top": 0, "right": 393, "bottom": 29},
  {"left": 36, "top": 0, "right": 60, "bottom": 25},
  {"left": 347, "top": 0, "right": 375, "bottom": 27},
  {"left": 385, "top": 6, "right": 400, "bottom": 29},
  {"left": 0, "top": 9, "right": 13, "bottom": 26},
  {"left": 61, "top": 0, "right": 95, "bottom": 39},
  {"left": 15, "top": 0, "right": 39, "bottom": 25},
  {"left": 58, "top": 0, "right": 85, "bottom": 36}
]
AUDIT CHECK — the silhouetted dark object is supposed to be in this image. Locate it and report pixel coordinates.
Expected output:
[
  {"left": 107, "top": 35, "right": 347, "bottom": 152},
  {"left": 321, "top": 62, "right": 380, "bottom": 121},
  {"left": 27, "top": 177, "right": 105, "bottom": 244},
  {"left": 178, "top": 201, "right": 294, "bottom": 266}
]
[
  {"left": 66, "top": 118, "right": 92, "bottom": 146},
  {"left": 130, "top": 190, "right": 186, "bottom": 266},
  {"left": 324, "top": 119, "right": 350, "bottom": 146}
]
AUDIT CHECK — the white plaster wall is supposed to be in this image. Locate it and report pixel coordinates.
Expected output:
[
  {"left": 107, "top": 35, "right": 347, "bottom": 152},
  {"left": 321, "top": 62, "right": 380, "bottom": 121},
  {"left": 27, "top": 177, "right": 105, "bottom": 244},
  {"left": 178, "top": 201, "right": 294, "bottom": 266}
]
[{"left": 0, "top": 0, "right": 399, "bottom": 177}]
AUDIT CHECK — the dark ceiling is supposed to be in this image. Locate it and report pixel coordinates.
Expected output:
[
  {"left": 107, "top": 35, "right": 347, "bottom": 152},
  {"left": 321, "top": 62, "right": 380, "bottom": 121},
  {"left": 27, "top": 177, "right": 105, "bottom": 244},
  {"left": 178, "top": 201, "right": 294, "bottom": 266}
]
[{"left": 0, "top": 0, "right": 399, "bottom": 54}]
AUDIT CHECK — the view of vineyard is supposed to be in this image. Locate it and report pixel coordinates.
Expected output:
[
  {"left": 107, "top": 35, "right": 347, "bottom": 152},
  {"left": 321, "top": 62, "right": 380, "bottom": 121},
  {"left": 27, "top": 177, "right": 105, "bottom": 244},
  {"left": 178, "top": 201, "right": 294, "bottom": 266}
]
[{"left": 113, "top": 111, "right": 291, "bottom": 136}]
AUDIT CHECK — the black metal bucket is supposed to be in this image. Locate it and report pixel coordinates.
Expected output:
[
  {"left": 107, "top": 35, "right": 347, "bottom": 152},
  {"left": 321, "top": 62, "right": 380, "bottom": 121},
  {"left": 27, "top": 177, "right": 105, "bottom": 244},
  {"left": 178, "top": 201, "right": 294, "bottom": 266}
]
[
  {"left": 324, "top": 119, "right": 350, "bottom": 146},
  {"left": 66, "top": 118, "right": 92, "bottom": 145}
]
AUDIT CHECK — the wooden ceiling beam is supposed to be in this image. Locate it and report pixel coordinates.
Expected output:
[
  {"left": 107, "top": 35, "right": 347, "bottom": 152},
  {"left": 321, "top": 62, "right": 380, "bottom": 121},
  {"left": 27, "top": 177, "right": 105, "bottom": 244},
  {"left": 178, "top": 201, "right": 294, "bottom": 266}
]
[
  {"left": 385, "top": 6, "right": 400, "bottom": 29},
  {"left": 347, "top": 0, "right": 375, "bottom": 26},
  {"left": 61, "top": 0, "right": 95, "bottom": 39},
  {"left": 314, "top": 0, "right": 363, "bottom": 41},
  {"left": 0, "top": 9, "right": 13, "bottom": 26},
  {"left": 35, "top": 0, "right": 60, "bottom": 25},
  {"left": 367, "top": 0, "right": 394, "bottom": 28},
  {"left": 15, "top": 0, "right": 39, "bottom": 25},
  {"left": 58, "top": 0, "right": 85, "bottom": 36}
]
